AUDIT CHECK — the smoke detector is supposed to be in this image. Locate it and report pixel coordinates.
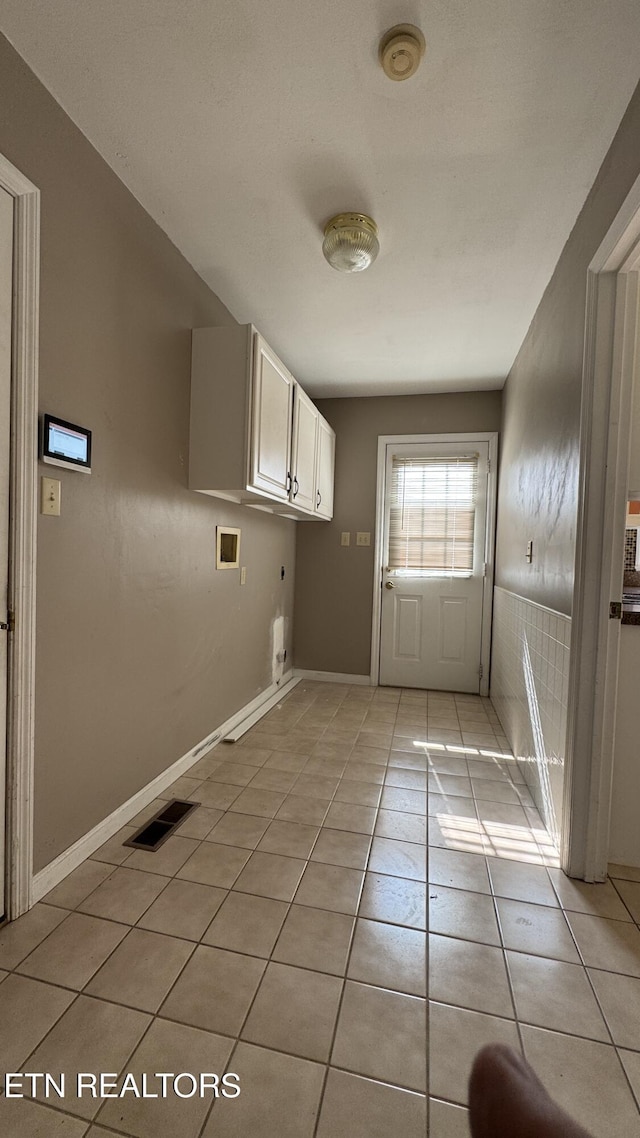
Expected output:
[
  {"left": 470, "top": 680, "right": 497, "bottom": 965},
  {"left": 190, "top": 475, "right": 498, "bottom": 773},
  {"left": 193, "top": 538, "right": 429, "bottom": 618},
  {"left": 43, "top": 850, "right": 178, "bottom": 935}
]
[{"left": 379, "top": 24, "right": 426, "bottom": 82}]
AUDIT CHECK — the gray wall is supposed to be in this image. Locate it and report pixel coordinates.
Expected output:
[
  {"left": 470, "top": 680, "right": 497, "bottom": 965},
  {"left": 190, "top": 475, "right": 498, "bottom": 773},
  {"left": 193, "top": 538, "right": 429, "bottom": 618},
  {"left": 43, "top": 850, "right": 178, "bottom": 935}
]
[
  {"left": 0, "top": 36, "right": 296, "bottom": 872},
  {"left": 294, "top": 391, "right": 502, "bottom": 676},
  {"left": 496, "top": 79, "right": 640, "bottom": 616}
]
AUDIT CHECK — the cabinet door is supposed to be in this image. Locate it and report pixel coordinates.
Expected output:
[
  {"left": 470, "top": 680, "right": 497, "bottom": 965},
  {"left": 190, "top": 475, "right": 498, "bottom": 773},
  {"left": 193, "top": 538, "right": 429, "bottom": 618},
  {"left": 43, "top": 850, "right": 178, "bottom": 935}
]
[
  {"left": 315, "top": 415, "right": 335, "bottom": 519},
  {"left": 291, "top": 386, "right": 319, "bottom": 512},
  {"left": 249, "top": 334, "right": 294, "bottom": 500}
]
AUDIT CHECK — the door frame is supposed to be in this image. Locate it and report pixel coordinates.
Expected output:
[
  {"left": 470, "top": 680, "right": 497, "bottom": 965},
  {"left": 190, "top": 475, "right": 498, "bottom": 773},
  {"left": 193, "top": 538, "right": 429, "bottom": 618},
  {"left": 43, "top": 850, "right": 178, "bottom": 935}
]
[
  {"left": 0, "top": 153, "right": 39, "bottom": 919},
  {"left": 565, "top": 171, "right": 640, "bottom": 881},
  {"left": 370, "top": 432, "right": 498, "bottom": 693}
]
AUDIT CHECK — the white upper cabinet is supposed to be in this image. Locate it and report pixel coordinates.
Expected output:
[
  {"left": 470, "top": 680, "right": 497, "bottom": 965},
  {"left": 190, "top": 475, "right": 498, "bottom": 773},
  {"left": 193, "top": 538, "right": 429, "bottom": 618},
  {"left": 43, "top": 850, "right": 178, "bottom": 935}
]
[
  {"left": 189, "top": 323, "right": 334, "bottom": 520},
  {"left": 250, "top": 334, "right": 294, "bottom": 501},
  {"left": 291, "top": 386, "right": 319, "bottom": 513},
  {"left": 316, "top": 415, "right": 336, "bottom": 519}
]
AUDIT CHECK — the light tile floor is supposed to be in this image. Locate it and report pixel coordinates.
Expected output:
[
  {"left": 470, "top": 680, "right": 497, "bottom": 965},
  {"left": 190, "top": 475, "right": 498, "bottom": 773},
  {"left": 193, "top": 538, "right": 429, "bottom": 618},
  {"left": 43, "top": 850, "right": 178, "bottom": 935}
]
[{"left": 0, "top": 682, "right": 639, "bottom": 1135}]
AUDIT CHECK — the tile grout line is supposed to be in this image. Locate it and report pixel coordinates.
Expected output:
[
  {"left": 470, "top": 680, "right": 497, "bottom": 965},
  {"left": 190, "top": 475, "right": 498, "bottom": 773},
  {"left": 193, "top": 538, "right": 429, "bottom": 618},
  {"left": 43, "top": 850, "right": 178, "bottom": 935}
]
[
  {"left": 94, "top": 681, "right": 365, "bottom": 1138},
  {"left": 4, "top": 684, "right": 552, "bottom": 1135},
  {"left": 201, "top": 682, "right": 394, "bottom": 1138},
  {"left": 310, "top": 693, "right": 399, "bottom": 1138},
  {"left": 556, "top": 872, "right": 640, "bottom": 1112},
  {"left": 426, "top": 690, "right": 558, "bottom": 1114},
  {"left": 428, "top": 803, "right": 640, "bottom": 1119}
]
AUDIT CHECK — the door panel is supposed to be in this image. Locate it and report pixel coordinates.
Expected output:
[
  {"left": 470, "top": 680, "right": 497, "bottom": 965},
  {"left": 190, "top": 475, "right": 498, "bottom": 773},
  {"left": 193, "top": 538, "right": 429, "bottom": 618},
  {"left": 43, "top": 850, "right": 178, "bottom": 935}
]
[
  {"left": 0, "top": 186, "right": 13, "bottom": 918},
  {"left": 249, "top": 335, "right": 294, "bottom": 500},
  {"left": 315, "top": 416, "right": 335, "bottom": 518},
  {"left": 394, "top": 594, "right": 422, "bottom": 660},
  {"left": 291, "top": 386, "right": 318, "bottom": 511},
  {"left": 440, "top": 595, "right": 468, "bottom": 662},
  {"left": 379, "top": 441, "right": 488, "bottom": 692}
]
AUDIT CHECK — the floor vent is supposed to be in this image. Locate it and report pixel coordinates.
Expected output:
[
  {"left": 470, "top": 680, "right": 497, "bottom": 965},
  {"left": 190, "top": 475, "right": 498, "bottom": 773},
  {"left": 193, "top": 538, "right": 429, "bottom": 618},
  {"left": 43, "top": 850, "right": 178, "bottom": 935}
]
[{"left": 124, "top": 799, "right": 200, "bottom": 852}]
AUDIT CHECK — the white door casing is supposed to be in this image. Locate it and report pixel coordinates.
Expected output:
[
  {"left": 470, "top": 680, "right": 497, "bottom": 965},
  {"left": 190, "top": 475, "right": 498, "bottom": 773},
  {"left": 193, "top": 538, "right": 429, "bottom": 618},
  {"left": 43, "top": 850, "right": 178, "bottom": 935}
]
[
  {"left": 566, "top": 173, "right": 640, "bottom": 880},
  {"left": 0, "top": 186, "right": 13, "bottom": 919},
  {"left": 375, "top": 436, "right": 496, "bottom": 693},
  {"left": 0, "top": 153, "right": 39, "bottom": 921}
]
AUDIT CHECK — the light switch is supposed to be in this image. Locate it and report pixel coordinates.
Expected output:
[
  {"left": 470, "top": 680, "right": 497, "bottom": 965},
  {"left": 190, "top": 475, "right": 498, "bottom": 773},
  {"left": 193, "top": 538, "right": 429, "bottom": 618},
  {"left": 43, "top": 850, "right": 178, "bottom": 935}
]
[
  {"left": 341, "top": 532, "right": 351, "bottom": 546},
  {"left": 41, "top": 476, "right": 61, "bottom": 516},
  {"left": 240, "top": 566, "right": 247, "bottom": 585},
  {"left": 356, "top": 532, "right": 371, "bottom": 546}
]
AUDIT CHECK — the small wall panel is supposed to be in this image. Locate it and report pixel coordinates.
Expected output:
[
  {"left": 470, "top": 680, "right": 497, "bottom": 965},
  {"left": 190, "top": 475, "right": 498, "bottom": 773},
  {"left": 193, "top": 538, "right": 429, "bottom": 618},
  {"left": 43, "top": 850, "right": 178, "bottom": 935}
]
[
  {"left": 439, "top": 596, "right": 467, "bottom": 663},
  {"left": 394, "top": 595, "right": 422, "bottom": 660}
]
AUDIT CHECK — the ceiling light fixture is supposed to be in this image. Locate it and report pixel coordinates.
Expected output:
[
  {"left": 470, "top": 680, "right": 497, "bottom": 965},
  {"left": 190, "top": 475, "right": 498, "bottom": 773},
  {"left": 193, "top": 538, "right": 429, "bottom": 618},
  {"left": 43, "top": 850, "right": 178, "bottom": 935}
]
[
  {"left": 322, "top": 213, "right": 380, "bottom": 273},
  {"left": 379, "top": 24, "right": 426, "bottom": 82}
]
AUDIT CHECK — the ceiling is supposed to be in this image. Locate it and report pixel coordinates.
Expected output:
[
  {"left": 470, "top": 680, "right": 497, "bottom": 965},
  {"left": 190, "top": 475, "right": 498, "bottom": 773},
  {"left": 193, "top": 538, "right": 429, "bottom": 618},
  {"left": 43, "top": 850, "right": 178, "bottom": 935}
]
[{"left": 2, "top": 2, "right": 640, "bottom": 397}]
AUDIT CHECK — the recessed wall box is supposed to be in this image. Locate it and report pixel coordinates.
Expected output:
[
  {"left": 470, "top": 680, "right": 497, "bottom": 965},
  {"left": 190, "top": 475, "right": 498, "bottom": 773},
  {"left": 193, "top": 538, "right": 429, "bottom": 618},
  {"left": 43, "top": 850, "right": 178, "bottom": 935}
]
[
  {"left": 41, "top": 413, "right": 92, "bottom": 473},
  {"left": 216, "top": 526, "right": 241, "bottom": 569}
]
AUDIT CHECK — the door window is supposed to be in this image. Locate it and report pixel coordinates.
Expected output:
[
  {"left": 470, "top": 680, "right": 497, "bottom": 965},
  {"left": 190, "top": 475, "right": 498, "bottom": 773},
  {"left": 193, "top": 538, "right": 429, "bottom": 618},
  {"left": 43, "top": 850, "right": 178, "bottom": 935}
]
[{"left": 388, "top": 453, "right": 479, "bottom": 577}]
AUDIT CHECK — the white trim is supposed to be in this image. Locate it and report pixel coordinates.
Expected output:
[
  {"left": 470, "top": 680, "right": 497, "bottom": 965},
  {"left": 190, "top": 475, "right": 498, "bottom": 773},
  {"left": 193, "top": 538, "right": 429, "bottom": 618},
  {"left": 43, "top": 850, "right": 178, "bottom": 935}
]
[
  {"left": 566, "top": 168, "right": 640, "bottom": 881},
  {"left": 370, "top": 432, "right": 498, "bottom": 693},
  {"left": 0, "top": 155, "right": 39, "bottom": 920},
  {"left": 32, "top": 670, "right": 296, "bottom": 902},
  {"left": 370, "top": 437, "right": 387, "bottom": 686},
  {"left": 493, "top": 586, "right": 571, "bottom": 622},
  {"left": 479, "top": 434, "right": 498, "bottom": 698},
  {"left": 223, "top": 674, "right": 300, "bottom": 740},
  {"left": 293, "top": 669, "right": 372, "bottom": 686},
  {"left": 590, "top": 172, "right": 640, "bottom": 274}
]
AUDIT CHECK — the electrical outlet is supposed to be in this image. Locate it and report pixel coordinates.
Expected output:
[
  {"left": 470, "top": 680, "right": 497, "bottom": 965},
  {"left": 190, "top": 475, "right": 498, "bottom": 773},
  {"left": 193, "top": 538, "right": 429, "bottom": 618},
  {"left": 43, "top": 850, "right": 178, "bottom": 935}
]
[
  {"left": 240, "top": 566, "right": 247, "bottom": 585},
  {"left": 41, "top": 477, "right": 61, "bottom": 516},
  {"left": 356, "top": 532, "right": 371, "bottom": 546},
  {"left": 341, "top": 532, "right": 351, "bottom": 546}
]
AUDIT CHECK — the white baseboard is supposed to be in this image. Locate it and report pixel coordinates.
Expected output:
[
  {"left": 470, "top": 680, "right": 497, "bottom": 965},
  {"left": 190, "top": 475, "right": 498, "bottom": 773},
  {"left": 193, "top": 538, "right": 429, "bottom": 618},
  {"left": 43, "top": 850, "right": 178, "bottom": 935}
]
[
  {"left": 32, "top": 670, "right": 297, "bottom": 903},
  {"left": 223, "top": 675, "right": 301, "bottom": 741},
  {"left": 293, "top": 669, "right": 372, "bottom": 686}
]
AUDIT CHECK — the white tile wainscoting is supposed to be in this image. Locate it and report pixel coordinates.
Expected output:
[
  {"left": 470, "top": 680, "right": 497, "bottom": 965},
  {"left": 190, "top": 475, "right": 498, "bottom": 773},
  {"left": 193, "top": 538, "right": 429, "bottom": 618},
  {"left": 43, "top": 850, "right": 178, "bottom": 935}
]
[{"left": 490, "top": 587, "right": 571, "bottom": 847}]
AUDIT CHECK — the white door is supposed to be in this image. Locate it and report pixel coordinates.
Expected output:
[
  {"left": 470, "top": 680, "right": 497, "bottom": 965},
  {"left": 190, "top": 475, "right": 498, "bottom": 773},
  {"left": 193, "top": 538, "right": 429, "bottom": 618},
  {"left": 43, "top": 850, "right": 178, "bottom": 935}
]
[
  {"left": 290, "top": 385, "right": 318, "bottom": 511},
  {"left": 315, "top": 416, "right": 335, "bottom": 519},
  {"left": 0, "top": 186, "right": 13, "bottom": 919},
  {"left": 379, "top": 441, "right": 489, "bottom": 692}
]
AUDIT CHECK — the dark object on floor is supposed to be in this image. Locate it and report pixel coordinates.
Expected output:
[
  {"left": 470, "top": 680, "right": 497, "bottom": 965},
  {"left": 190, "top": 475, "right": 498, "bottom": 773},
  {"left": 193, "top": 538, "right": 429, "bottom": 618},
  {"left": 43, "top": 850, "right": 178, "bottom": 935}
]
[
  {"left": 469, "top": 1044, "right": 595, "bottom": 1138},
  {"left": 123, "top": 799, "right": 199, "bottom": 851}
]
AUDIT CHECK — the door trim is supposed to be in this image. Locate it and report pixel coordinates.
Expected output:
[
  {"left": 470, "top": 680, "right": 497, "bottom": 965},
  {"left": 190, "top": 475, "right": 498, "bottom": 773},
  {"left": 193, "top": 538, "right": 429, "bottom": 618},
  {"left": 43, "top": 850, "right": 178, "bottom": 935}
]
[
  {"left": 370, "top": 432, "right": 498, "bottom": 692},
  {"left": 566, "top": 170, "right": 640, "bottom": 881},
  {"left": 0, "top": 154, "right": 39, "bottom": 919}
]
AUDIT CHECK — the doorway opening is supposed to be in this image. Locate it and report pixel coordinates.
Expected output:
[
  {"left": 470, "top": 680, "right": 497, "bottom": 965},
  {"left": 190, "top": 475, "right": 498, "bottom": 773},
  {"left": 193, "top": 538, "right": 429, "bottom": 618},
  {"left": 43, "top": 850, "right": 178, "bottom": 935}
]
[
  {"left": 566, "top": 170, "right": 640, "bottom": 880},
  {"left": 0, "top": 152, "right": 39, "bottom": 921},
  {"left": 371, "top": 433, "right": 498, "bottom": 694}
]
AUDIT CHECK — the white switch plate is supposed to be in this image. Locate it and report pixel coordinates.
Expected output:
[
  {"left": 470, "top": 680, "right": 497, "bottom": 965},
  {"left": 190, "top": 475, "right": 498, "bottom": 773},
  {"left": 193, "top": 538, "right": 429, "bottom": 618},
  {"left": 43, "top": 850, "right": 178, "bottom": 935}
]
[
  {"left": 356, "top": 532, "right": 371, "bottom": 546},
  {"left": 340, "top": 532, "right": 351, "bottom": 546},
  {"left": 240, "top": 566, "right": 247, "bottom": 585},
  {"left": 41, "top": 476, "right": 61, "bottom": 516}
]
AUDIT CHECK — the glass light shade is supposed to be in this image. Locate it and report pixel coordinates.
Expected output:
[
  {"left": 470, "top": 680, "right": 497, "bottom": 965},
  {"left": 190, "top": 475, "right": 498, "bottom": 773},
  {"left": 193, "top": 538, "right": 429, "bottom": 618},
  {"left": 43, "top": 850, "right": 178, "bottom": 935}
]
[{"left": 322, "top": 213, "right": 379, "bottom": 273}]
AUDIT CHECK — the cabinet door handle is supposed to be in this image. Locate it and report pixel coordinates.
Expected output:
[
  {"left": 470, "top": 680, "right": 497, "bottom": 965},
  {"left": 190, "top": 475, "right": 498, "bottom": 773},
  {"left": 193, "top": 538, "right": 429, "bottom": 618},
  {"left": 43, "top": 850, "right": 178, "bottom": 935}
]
[
  {"left": 286, "top": 471, "right": 292, "bottom": 493},
  {"left": 317, "top": 490, "right": 322, "bottom": 508},
  {"left": 293, "top": 477, "right": 299, "bottom": 499}
]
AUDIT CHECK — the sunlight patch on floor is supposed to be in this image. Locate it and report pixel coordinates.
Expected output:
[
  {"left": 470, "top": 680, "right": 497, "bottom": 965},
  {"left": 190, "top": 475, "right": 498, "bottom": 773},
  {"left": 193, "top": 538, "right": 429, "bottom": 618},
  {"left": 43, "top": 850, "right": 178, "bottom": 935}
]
[{"left": 434, "top": 812, "right": 558, "bottom": 865}]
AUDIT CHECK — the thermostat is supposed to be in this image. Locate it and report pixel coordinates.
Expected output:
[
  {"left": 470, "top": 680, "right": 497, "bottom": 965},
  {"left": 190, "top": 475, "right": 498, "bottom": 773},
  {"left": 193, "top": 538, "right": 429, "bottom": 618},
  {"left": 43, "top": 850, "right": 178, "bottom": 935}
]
[{"left": 41, "top": 413, "right": 92, "bottom": 473}]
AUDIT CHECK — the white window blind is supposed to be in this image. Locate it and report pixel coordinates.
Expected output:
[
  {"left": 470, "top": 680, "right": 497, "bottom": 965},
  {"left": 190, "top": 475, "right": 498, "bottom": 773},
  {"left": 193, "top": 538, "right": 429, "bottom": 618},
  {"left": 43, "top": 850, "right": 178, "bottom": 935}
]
[{"left": 388, "top": 454, "right": 479, "bottom": 575}]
